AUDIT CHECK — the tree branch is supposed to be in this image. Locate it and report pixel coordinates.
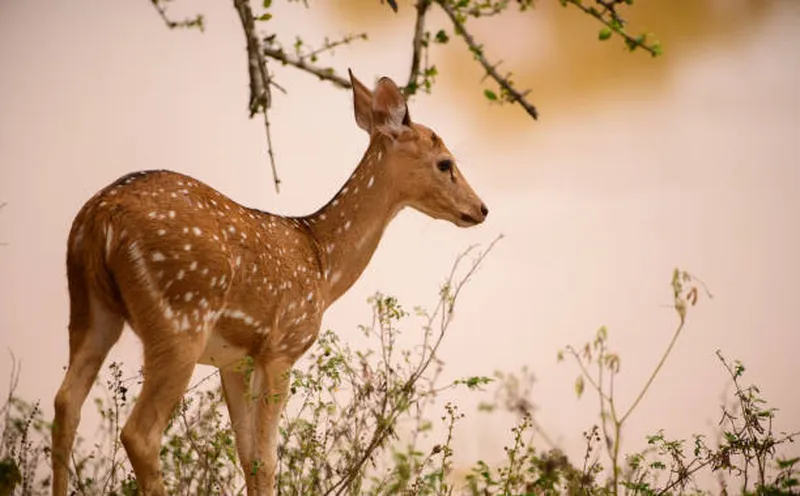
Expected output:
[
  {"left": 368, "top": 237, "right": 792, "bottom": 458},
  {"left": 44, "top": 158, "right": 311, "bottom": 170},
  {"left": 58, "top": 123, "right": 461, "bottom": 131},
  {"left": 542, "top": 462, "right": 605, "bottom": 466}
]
[
  {"left": 435, "top": 0, "right": 539, "bottom": 120},
  {"left": 261, "top": 46, "right": 351, "bottom": 89},
  {"left": 232, "top": 0, "right": 281, "bottom": 193},
  {"left": 406, "top": 0, "right": 431, "bottom": 94},
  {"left": 150, "top": 0, "right": 204, "bottom": 31},
  {"left": 563, "top": 0, "right": 662, "bottom": 56}
]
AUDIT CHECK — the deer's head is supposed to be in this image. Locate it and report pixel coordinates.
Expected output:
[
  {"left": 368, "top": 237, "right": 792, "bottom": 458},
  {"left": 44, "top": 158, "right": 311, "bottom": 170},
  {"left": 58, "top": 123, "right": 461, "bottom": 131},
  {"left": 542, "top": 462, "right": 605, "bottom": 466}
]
[{"left": 349, "top": 70, "right": 488, "bottom": 228}]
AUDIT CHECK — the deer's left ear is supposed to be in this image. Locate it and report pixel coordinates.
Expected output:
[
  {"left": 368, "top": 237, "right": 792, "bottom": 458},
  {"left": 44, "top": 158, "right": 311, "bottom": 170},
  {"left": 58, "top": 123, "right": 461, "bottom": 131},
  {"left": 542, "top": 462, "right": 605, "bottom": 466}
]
[
  {"left": 350, "top": 69, "right": 374, "bottom": 134},
  {"left": 371, "top": 77, "right": 411, "bottom": 138}
]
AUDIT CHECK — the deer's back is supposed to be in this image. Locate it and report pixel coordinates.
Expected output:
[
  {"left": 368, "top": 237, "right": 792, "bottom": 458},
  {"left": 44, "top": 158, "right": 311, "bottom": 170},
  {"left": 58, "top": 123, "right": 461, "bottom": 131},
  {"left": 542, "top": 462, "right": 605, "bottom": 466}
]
[{"left": 67, "top": 170, "right": 327, "bottom": 364}]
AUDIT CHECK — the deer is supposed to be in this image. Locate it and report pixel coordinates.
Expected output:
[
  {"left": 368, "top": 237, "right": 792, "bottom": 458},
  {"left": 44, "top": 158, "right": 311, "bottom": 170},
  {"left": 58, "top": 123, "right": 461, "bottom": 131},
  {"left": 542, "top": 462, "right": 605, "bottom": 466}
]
[{"left": 51, "top": 70, "right": 488, "bottom": 495}]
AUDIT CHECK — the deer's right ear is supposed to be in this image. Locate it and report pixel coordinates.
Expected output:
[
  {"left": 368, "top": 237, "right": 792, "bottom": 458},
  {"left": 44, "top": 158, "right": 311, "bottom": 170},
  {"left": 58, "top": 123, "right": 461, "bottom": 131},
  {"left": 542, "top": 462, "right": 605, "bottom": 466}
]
[{"left": 349, "top": 69, "right": 374, "bottom": 134}]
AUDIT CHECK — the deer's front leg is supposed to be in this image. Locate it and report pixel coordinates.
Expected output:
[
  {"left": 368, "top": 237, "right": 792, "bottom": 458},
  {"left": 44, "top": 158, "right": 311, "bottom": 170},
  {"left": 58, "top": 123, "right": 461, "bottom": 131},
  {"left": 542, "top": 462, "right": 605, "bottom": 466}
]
[{"left": 252, "top": 356, "right": 292, "bottom": 496}]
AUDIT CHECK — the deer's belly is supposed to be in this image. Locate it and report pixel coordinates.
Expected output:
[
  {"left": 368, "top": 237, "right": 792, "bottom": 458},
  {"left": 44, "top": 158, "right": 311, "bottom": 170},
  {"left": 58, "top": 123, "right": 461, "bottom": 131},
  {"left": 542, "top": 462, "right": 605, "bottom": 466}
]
[{"left": 198, "top": 330, "right": 250, "bottom": 368}]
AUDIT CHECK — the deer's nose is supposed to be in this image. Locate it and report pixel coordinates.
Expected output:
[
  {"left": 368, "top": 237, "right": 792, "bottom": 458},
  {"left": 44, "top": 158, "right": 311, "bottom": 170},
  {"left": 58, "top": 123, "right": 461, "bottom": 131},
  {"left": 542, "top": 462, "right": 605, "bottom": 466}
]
[{"left": 480, "top": 204, "right": 489, "bottom": 218}]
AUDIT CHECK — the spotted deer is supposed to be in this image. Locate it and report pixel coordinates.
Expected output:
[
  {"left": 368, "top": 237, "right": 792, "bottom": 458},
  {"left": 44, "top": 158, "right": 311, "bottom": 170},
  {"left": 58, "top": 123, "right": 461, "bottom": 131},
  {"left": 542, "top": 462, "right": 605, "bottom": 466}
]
[{"left": 51, "top": 70, "right": 488, "bottom": 495}]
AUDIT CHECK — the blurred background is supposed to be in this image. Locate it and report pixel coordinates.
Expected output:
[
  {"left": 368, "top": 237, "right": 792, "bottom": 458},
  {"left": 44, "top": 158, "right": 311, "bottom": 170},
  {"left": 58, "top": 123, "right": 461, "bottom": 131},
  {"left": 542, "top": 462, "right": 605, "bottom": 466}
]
[{"left": 1, "top": 0, "right": 798, "bottom": 479}]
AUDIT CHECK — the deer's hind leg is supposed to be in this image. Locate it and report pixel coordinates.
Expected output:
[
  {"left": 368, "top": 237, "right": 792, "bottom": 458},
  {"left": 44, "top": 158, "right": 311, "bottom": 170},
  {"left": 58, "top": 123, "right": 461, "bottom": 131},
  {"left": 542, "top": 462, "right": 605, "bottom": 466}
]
[
  {"left": 52, "top": 291, "right": 125, "bottom": 496},
  {"left": 119, "top": 325, "right": 206, "bottom": 495}
]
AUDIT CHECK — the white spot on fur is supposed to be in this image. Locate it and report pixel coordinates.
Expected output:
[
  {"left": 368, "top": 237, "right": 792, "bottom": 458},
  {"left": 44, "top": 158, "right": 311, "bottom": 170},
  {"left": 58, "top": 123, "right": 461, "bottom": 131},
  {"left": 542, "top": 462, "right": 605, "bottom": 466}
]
[
  {"left": 152, "top": 251, "right": 166, "bottom": 262},
  {"left": 222, "top": 309, "right": 257, "bottom": 326},
  {"left": 367, "top": 176, "right": 375, "bottom": 188}
]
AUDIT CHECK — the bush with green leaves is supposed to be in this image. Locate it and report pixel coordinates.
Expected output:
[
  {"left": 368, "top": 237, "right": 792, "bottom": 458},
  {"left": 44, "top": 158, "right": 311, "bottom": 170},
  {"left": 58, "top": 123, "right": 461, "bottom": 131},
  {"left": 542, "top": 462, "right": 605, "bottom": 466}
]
[{"left": 1, "top": 245, "right": 797, "bottom": 495}]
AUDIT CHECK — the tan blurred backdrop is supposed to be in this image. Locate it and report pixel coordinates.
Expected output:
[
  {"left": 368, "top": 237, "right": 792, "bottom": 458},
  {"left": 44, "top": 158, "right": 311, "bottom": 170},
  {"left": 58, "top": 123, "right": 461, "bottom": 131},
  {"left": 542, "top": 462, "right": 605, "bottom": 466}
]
[{"left": 1, "top": 0, "right": 798, "bottom": 477}]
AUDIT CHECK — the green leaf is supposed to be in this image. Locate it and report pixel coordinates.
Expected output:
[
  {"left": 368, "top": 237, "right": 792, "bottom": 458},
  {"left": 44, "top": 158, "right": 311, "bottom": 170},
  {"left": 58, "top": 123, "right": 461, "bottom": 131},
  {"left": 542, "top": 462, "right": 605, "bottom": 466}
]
[
  {"left": 483, "top": 89, "right": 497, "bottom": 101},
  {"left": 651, "top": 40, "right": 664, "bottom": 57},
  {"left": 598, "top": 27, "right": 612, "bottom": 41},
  {"left": 575, "top": 375, "right": 585, "bottom": 398},
  {"left": 263, "top": 0, "right": 272, "bottom": 7},
  {"left": 434, "top": 29, "right": 450, "bottom": 44},
  {"left": 258, "top": 13, "right": 272, "bottom": 21}
]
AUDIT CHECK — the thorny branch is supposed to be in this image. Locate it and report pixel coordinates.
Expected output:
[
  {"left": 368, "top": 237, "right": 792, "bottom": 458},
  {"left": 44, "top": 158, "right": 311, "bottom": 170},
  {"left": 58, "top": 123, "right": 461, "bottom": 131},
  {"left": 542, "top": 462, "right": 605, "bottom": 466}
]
[
  {"left": 233, "top": 0, "right": 281, "bottom": 193},
  {"left": 150, "top": 0, "right": 204, "bottom": 31},
  {"left": 406, "top": 0, "right": 431, "bottom": 93},
  {"left": 261, "top": 47, "right": 352, "bottom": 90},
  {"left": 435, "top": 0, "right": 538, "bottom": 120},
  {"left": 562, "top": 0, "right": 662, "bottom": 56}
]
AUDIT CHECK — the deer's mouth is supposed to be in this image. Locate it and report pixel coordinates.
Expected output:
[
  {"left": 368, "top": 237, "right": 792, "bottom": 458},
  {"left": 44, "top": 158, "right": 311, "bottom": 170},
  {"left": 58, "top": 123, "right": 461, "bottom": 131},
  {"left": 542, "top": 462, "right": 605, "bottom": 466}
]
[{"left": 459, "top": 212, "right": 483, "bottom": 226}]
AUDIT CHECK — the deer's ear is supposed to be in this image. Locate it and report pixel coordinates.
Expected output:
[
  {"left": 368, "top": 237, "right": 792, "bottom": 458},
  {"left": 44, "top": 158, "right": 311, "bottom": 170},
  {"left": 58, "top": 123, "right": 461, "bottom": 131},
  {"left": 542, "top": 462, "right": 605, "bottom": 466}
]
[
  {"left": 349, "top": 69, "right": 374, "bottom": 134},
  {"left": 372, "top": 77, "right": 411, "bottom": 138}
]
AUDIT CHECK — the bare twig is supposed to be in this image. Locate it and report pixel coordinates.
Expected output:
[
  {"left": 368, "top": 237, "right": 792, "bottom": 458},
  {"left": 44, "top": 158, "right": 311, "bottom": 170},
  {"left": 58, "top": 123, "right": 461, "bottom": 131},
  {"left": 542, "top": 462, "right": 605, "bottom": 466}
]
[
  {"left": 262, "top": 46, "right": 351, "bottom": 89},
  {"left": 305, "top": 33, "right": 368, "bottom": 62},
  {"left": 232, "top": 0, "right": 281, "bottom": 193},
  {"left": 150, "top": 0, "right": 204, "bottom": 31},
  {"left": 435, "top": 0, "right": 539, "bottom": 120}
]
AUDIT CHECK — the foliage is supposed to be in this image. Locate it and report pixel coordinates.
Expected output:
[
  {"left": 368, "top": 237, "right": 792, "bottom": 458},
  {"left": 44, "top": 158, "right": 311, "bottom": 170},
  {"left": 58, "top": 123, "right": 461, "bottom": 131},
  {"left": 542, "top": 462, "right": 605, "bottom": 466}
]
[
  {"left": 151, "top": 0, "right": 663, "bottom": 191},
  {"left": 1, "top": 256, "right": 798, "bottom": 495}
]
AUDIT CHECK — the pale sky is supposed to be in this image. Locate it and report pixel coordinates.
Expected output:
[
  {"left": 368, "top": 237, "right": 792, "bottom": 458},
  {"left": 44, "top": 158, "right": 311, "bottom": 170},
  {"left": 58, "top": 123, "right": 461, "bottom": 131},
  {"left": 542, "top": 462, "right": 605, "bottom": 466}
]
[{"left": 1, "top": 0, "right": 798, "bottom": 480}]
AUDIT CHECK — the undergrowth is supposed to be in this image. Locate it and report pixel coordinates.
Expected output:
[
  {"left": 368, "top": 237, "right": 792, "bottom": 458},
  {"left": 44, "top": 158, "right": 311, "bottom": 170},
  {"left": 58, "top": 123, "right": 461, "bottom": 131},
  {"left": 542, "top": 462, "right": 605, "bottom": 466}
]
[{"left": 1, "top": 243, "right": 797, "bottom": 495}]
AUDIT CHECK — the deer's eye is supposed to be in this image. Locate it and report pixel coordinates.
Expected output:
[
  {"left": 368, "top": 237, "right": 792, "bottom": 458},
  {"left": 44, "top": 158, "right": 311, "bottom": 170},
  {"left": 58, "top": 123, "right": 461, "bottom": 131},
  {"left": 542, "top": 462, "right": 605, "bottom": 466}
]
[{"left": 436, "top": 159, "right": 453, "bottom": 172}]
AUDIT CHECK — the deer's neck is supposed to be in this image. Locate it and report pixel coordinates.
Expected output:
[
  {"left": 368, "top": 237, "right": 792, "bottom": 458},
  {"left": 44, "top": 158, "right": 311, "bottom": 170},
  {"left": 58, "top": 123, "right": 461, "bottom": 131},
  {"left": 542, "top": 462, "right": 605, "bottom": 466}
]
[{"left": 302, "top": 142, "right": 401, "bottom": 305}]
